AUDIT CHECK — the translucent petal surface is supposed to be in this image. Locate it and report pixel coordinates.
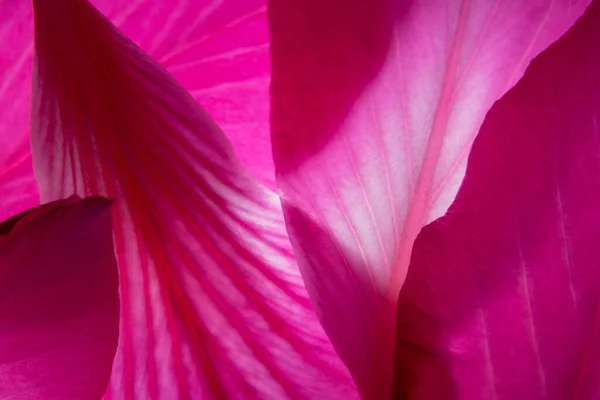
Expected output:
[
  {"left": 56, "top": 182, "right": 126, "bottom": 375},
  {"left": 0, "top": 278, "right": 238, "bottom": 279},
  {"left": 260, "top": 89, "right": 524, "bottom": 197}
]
[
  {"left": 0, "top": 0, "right": 273, "bottom": 223},
  {"left": 395, "top": 2, "right": 600, "bottom": 398},
  {"left": 269, "top": 0, "right": 590, "bottom": 397},
  {"left": 31, "top": 1, "right": 357, "bottom": 399},
  {"left": 92, "top": 0, "right": 275, "bottom": 189},
  {"left": 0, "top": 196, "right": 119, "bottom": 400}
]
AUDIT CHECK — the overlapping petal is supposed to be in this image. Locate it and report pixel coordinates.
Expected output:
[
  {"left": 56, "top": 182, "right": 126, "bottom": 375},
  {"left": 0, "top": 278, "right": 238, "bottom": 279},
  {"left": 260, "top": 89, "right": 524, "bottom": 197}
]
[
  {"left": 0, "top": 0, "right": 274, "bottom": 223},
  {"left": 0, "top": 196, "right": 119, "bottom": 400},
  {"left": 268, "top": 0, "right": 591, "bottom": 397},
  {"left": 30, "top": 1, "right": 357, "bottom": 399},
  {"left": 395, "top": 1, "right": 600, "bottom": 397},
  {"left": 92, "top": 0, "right": 275, "bottom": 189}
]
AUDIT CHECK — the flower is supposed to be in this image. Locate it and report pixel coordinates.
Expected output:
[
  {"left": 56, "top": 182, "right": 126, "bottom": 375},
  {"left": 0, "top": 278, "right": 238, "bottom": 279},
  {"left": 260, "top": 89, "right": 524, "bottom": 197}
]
[{"left": 1, "top": 0, "right": 599, "bottom": 399}]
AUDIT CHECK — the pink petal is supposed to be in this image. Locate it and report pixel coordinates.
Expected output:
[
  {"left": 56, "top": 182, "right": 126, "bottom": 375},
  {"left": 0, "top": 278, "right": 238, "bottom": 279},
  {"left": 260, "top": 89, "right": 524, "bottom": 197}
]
[
  {"left": 394, "top": 2, "right": 600, "bottom": 398},
  {"left": 0, "top": 3, "right": 38, "bottom": 221},
  {"left": 0, "top": 196, "right": 119, "bottom": 400},
  {"left": 31, "top": 1, "right": 357, "bottom": 399},
  {"left": 0, "top": 0, "right": 274, "bottom": 223},
  {"left": 269, "top": 0, "right": 591, "bottom": 397},
  {"left": 91, "top": 0, "right": 275, "bottom": 189}
]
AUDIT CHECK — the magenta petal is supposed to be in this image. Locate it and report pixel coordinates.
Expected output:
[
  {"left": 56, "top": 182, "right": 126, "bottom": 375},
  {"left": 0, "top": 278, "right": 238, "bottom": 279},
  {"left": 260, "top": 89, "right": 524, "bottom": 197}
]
[
  {"left": 269, "top": 0, "right": 590, "bottom": 397},
  {"left": 0, "top": 196, "right": 119, "bottom": 400},
  {"left": 0, "top": 3, "right": 38, "bottom": 221},
  {"left": 394, "top": 2, "right": 600, "bottom": 398},
  {"left": 91, "top": 0, "right": 275, "bottom": 188},
  {"left": 30, "top": 1, "right": 357, "bottom": 399},
  {"left": 0, "top": 0, "right": 273, "bottom": 224}
]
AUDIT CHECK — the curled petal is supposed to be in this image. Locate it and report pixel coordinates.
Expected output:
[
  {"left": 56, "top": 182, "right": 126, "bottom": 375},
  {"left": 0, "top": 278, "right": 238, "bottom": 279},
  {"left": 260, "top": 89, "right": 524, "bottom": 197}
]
[
  {"left": 0, "top": 196, "right": 119, "bottom": 400},
  {"left": 0, "top": 0, "right": 274, "bottom": 226},
  {"left": 92, "top": 0, "right": 275, "bottom": 188}
]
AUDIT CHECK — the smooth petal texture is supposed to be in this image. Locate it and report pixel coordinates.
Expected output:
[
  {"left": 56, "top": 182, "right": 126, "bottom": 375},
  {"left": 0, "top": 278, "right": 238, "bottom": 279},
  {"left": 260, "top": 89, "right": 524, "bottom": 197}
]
[
  {"left": 31, "top": 1, "right": 357, "bottom": 399},
  {"left": 394, "top": 1, "right": 600, "bottom": 398},
  {"left": 269, "top": 0, "right": 590, "bottom": 397},
  {"left": 0, "top": 196, "right": 119, "bottom": 400}
]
